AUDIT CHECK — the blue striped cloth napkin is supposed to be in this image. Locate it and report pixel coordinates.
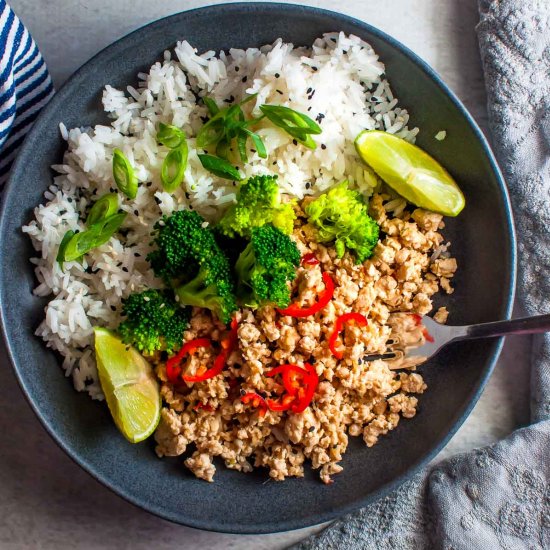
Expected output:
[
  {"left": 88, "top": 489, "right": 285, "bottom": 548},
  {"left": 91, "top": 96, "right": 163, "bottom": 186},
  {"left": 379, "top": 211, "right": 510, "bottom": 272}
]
[{"left": 0, "top": 0, "right": 54, "bottom": 188}]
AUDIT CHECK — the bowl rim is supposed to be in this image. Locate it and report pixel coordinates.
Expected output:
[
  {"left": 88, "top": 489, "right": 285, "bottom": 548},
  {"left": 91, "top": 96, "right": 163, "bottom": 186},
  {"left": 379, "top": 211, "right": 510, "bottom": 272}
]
[{"left": 0, "top": 1, "right": 517, "bottom": 534}]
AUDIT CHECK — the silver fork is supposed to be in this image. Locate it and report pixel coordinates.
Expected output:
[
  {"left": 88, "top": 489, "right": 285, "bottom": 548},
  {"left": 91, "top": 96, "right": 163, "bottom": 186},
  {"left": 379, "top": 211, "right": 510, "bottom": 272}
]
[{"left": 364, "top": 314, "right": 550, "bottom": 362}]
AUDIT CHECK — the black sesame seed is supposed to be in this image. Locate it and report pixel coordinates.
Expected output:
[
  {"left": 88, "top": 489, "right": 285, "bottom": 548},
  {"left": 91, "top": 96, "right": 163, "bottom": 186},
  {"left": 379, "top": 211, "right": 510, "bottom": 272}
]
[
  {"left": 122, "top": 267, "right": 128, "bottom": 273},
  {"left": 242, "top": 76, "right": 248, "bottom": 83},
  {"left": 251, "top": 149, "right": 256, "bottom": 153},
  {"left": 134, "top": 252, "right": 140, "bottom": 257},
  {"left": 133, "top": 209, "right": 139, "bottom": 216},
  {"left": 343, "top": 49, "right": 348, "bottom": 55},
  {"left": 309, "top": 426, "right": 315, "bottom": 432},
  {"left": 235, "top": 66, "right": 240, "bottom": 72},
  {"left": 276, "top": 89, "right": 283, "bottom": 95},
  {"left": 67, "top": 197, "right": 73, "bottom": 203},
  {"left": 305, "top": 182, "right": 311, "bottom": 189},
  {"left": 275, "top": 73, "right": 280, "bottom": 78},
  {"left": 240, "top": 389, "right": 246, "bottom": 396},
  {"left": 292, "top": 139, "right": 298, "bottom": 146},
  {"left": 307, "top": 106, "right": 312, "bottom": 111},
  {"left": 110, "top": 305, "right": 116, "bottom": 311},
  {"left": 321, "top": 143, "right": 327, "bottom": 150},
  {"left": 154, "top": 196, "right": 161, "bottom": 204},
  {"left": 272, "top": 161, "right": 277, "bottom": 166},
  {"left": 306, "top": 87, "right": 312, "bottom": 94},
  {"left": 185, "top": 192, "right": 190, "bottom": 199},
  {"left": 312, "top": 66, "right": 318, "bottom": 72}
]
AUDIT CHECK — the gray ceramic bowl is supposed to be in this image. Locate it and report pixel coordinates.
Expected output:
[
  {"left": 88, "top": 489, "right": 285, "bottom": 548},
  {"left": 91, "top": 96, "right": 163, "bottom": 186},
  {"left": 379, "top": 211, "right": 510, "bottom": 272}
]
[{"left": 0, "top": 2, "right": 515, "bottom": 534}]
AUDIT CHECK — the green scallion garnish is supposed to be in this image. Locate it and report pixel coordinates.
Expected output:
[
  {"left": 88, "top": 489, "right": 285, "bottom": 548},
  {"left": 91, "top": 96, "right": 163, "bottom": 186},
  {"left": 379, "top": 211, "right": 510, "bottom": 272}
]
[
  {"left": 161, "top": 142, "right": 188, "bottom": 192},
  {"left": 198, "top": 154, "right": 243, "bottom": 181},
  {"left": 62, "top": 213, "right": 127, "bottom": 262},
  {"left": 259, "top": 104, "right": 321, "bottom": 149},
  {"left": 112, "top": 149, "right": 138, "bottom": 199},
  {"left": 157, "top": 123, "right": 186, "bottom": 149},
  {"left": 56, "top": 229, "right": 75, "bottom": 269},
  {"left": 86, "top": 193, "right": 119, "bottom": 226}
]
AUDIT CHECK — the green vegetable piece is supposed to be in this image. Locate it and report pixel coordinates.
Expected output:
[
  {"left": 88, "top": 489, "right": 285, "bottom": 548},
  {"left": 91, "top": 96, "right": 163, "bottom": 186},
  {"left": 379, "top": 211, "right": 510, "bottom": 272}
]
[
  {"left": 112, "top": 149, "right": 138, "bottom": 199},
  {"left": 198, "top": 154, "right": 243, "bottom": 181},
  {"left": 161, "top": 142, "right": 188, "bottom": 192},
  {"left": 147, "top": 210, "right": 237, "bottom": 324},
  {"left": 217, "top": 174, "right": 295, "bottom": 238},
  {"left": 354, "top": 130, "right": 465, "bottom": 216},
  {"left": 56, "top": 229, "right": 75, "bottom": 268},
  {"left": 203, "top": 97, "right": 220, "bottom": 116},
  {"left": 305, "top": 181, "right": 379, "bottom": 263},
  {"left": 87, "top": 193, "right": 119, "bottom": 226},
  {"left": 157, "top": 122, "right": 186, "bottom": 149},
  {"left": 118, "top": 289, "right": 191, "bottom": 355},
  {"left": 93, "top": 212, "right": 127, "bottom": 248},
  {"left": 63, "top": 213, "right": 127, "bottom": 262},
  {"left": 242, "top": 128, "right": 267, "bottom": 159},
  {"left": 259, "top": 104, "right": 321, "bottom": 149},
  {"left": 235, "top": 224, "right": 301, "bottom": 309}
]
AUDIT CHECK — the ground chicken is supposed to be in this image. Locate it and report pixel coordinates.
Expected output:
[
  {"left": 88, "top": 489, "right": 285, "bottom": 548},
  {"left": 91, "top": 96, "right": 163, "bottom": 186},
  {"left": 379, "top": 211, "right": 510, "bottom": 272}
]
[{"left": 153, "top": 193, "right": 456, "bottom": 484}]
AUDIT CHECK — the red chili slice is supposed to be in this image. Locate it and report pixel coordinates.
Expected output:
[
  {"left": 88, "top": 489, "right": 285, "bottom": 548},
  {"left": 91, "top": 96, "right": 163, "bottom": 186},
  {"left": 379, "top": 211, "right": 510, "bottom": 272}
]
[
  {"left": 193, "top": 402, "right": 214, "bottom": 412},
  {"left": 166, "top": 337, "right": 212, "bottom": 384},
  {"left": 265, "top": 363, "right": 318, "bottom": 413},
  {"left": 241, "top": 392, "right": 268, "bottom": 417},
  {"left": 166, "top": 318, "right": 239, "bottom": 384},
  {"left": 277, "top": 272, "right": 335, "bottom": 318},
  {"left": 328, "top": 312, "right": 368, "bottom": 360},
  {"left": 301, "top": 253, "right": 320, "bottom": 266}
]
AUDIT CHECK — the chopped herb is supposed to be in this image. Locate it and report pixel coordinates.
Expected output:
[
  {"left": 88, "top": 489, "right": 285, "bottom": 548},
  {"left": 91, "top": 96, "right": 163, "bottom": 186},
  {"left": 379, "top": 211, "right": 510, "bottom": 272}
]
[
  {"left": 112, "top": 149, "right": 138, "bottom": 199},
  {"left": 156, "top": 122, "right": 186, "bottom": 149},
  {"left": 161, "top": 141, "right": 188, "bottom": 192},
  {"left": 198, "top": 154, "right": 244, "bottom": 180},
  {"left": 259, "top": 104, "right": 321, "bottom": 149},
  {"left": 86, "top": 193, "right": 119, "bottom": 226}
]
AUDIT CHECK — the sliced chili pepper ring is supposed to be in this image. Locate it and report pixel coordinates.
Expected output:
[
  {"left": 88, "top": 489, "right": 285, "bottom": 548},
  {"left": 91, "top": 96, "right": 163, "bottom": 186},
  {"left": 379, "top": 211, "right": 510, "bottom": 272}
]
[
  {"left": 277, "top": 271, "right": 335, "bottom": 318},
  {"left": 328, "top": 312, "right": 368, "bottom": 360}
]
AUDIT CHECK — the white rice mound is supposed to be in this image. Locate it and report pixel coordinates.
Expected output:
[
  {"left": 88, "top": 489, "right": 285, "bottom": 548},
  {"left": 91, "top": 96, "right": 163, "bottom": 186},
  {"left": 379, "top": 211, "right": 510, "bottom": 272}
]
[{"left": 22, "top": 32, "right": 418, "bottom": 400}]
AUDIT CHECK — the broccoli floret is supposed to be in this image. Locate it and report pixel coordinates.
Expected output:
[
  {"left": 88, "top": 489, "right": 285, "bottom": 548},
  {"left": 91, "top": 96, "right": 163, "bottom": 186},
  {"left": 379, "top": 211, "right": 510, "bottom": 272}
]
[
  {"left": 147, "top": 210, "right": 237, "bottom": 324},
  {"left": 118, "top": 289, "right": 190, "bottom": 355},
  {"left": 305, "top": 181, "right": 379, "bottom": 263},
  {"left": 235, "top": 224, "right": 300, "bottom": 308},
  {"left": 217, "top": 174, "right": 296, "bottom": 238}
]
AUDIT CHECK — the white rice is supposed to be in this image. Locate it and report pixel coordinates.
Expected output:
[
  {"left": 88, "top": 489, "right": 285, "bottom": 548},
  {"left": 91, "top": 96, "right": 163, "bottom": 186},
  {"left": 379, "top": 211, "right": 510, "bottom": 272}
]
[{"left": 22, "top": 33, "right": 418, "bottom": 399}]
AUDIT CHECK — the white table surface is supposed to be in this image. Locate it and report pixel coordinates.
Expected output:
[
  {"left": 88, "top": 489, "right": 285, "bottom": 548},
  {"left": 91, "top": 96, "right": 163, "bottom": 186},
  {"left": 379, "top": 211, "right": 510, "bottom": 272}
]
[{"left": 1, "top": 1, "right": 531, "bottom": 548}]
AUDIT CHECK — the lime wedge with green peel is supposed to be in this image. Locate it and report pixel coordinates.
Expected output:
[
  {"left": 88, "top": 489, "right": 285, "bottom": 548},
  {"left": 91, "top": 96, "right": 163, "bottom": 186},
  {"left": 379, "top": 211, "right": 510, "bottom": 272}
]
[
  {"left": 94, "top": 327, "right": 161, "bottom": 443},
  {"left": 354, "top": 130, "right": 465, "bottom": 216}
]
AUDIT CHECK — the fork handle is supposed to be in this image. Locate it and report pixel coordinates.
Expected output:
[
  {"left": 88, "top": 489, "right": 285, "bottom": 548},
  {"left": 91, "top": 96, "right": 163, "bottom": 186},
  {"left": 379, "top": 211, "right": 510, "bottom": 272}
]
[{"left": 465, "top": 314, "right": 550, "bottom": 339}]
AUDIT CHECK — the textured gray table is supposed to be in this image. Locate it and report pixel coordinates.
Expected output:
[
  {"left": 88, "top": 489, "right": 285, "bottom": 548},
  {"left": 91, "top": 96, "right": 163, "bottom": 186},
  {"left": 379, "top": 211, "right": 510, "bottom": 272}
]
[{"left": 1, "top": 1, "right": 530, "bottom": 548}]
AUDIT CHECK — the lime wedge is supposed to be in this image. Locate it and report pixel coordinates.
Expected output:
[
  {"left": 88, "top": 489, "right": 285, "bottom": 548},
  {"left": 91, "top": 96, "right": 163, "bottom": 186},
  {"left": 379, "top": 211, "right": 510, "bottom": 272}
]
[
  {"left": 355, "top": 130, "right": 465, "bottom": 216},
  {"left": 94, "top": 327, "right": 161, "bottom": 443}
]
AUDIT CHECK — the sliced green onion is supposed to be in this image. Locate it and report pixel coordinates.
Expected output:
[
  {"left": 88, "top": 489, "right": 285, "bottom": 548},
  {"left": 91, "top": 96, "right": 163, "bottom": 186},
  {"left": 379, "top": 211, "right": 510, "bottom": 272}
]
[
  {"left": 63, "top": 213, "right": 127, "bottom": 262},
  {"left": 215, "top": 138, "right": 231, "bottom": 160},
  {"left": 161, "top": 142, "right": 188, "bottom": 192},
  {"left": 198, "top": 154, "right": 243, "bottom": 180},
  {"left": 86, "top": 193, "right": 119, "bottom": 226},
  {"left": 93, "top": 213, "right": 128, "bottom": 248},
  {"left": 237, "top": 132, "right": 248, "bottom": 163},
  {"left": 112, "top": 149, "right": 138, "bottom": 199},
  {"left": 157, "top": 123, "right": 186, "bottom": 149},
  {"left": 259, "top": 104, "right": 321, "bottom": 149},
  {"left": 56, "top": 229, "right": 75, "bottom": 269},
  {"left": 243, "top": 128, "right": 267, "bottom": 159},
  {"left": 203, "top": 97, "right": 220, "bottom": 116}
]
